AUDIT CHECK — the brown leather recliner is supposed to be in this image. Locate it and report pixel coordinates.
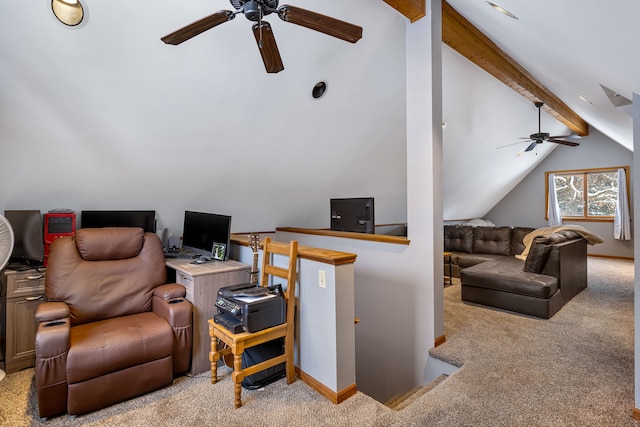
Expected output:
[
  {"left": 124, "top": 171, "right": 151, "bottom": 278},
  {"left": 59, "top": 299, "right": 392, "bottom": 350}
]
[{"left": 34, "top": 227, "right": 193, "bottom": 418}]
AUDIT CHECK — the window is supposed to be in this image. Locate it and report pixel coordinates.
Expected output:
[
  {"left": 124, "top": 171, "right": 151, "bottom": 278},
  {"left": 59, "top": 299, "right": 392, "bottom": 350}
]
[{"left": 545, "top": 166, "right": 630, "bottom": 221}]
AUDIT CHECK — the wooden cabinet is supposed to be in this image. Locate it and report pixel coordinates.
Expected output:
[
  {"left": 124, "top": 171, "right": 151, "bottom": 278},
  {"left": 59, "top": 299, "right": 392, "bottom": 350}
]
[
  {"left": 165, "top": 259, "right": 249, "bottom": 376},
  {"left": 2, "top": 268, "right": 46, "bottom": 374}
]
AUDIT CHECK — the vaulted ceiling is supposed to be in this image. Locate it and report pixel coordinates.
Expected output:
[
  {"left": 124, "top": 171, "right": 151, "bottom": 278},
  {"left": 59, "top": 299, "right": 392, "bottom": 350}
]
[
  {"left": 445, "top": 0, "right": 635, "bottom": 150},
  {"left": 2, "top": 1, "right": 636, "bottom": 224},
  {"left": 384, "top": 0, "right": 637, "bottom": 219}
]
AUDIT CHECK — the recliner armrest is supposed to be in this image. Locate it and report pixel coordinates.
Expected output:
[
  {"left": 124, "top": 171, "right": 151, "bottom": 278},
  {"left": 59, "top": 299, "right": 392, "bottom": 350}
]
[
  {"left": 35, "top": 301, "right": 70, "bottom": 323},
  {"left": 152, "top": 286, "right": 193, "bottom": 375},
  {"left": 154, "top": 283, "right": 187, "bottom": 301},
  {"left": 35, "top": 302, "right": 71, "bottom": 418}
]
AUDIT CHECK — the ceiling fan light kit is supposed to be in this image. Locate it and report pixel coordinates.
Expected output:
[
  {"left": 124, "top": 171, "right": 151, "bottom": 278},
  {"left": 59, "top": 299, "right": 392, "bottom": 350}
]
[{"left": 161, "top": 1, "right": 363, "bottom": 74}]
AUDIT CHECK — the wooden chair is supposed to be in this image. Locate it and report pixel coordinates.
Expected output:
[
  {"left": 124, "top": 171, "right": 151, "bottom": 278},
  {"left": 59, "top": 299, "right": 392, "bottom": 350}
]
[{"left": 209, "top": 237, "right": 298, "bottom": 408}]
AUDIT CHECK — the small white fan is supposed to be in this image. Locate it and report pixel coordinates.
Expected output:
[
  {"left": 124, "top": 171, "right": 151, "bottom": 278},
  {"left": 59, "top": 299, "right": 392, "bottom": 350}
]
[{"left": 0, "top": 215, "right": 15, "bottom": 382}]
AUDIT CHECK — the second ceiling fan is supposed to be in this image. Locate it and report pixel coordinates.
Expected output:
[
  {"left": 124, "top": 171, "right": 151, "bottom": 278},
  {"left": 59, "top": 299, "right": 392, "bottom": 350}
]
[
  {"left": 520, "top": 102, "right": 580, "bottom": 152},
  {"left": 161, "top": 1, "right": 363, "bottom": 73}
]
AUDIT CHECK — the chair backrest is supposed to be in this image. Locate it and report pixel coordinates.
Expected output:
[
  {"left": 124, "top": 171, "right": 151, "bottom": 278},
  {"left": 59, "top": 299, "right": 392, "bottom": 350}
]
[
  {"left": 259, "top": 238, "right": 298, "bottom": 322},
  {"left": 45, "top": 227, "right": 167, "bottom": 326}
]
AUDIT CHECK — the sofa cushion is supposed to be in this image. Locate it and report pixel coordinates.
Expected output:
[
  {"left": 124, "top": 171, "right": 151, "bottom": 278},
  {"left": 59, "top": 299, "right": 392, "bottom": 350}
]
[
  {"left": 454, "top": 252, "right": 507, "bottom": 269},
  {"left": 461, "top": 257, "right": 558, "bottom": 299},
  {"left": 512, "top": 227, "right": 535, "bottom": 256},
  {"left": 444, "top": 225, "right": 473, "bottom": 253},
  {"left": 473, "top": 226, "right": 512, "bottom": 256},
  {"left": 524, "top": 236, "right": 552, "bottom": 273}
]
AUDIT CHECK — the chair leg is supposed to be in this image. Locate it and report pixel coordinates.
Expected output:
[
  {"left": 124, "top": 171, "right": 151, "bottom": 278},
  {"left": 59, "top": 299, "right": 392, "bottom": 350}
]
[
  {"left": 285, "top": 335, "right": 296, "bottom": 384},
  {"left": 210, "top": 339, "right": 220, "bottom": 384},
  {"left": 233, "top": 353, "right": 243, "bottom": 409},
  {"left": 286, "top": 352, "right": 295, "bottom": 384}
]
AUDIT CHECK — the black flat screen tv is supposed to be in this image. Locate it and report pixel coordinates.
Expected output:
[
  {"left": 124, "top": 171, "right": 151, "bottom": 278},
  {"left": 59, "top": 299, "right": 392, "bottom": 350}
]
[
  {"left": 182, "top": 211, "right": 232, "bottom": 260},
  {"left": 4, "top": 210, "right": 44, "bottom": 265},
  {"left": 80, "top": 210, "right": 156, "bottom": 233},
  {"left": 330, "top": 197, "right": 375, "bottom": 234}
]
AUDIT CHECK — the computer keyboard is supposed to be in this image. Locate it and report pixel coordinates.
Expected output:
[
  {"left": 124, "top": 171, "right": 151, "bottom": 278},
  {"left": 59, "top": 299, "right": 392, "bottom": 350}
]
[{"left": 164, "top": 250, "right": 200, "bottom": 259}]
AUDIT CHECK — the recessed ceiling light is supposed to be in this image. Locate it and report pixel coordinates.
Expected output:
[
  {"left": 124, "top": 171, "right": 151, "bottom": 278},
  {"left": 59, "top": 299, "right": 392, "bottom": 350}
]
[
  {"left": 487, "top": 2, "right": 518, "bottom": 20},
  {"left": 576, "top": 94, "right": 594, "bottom": 105}
]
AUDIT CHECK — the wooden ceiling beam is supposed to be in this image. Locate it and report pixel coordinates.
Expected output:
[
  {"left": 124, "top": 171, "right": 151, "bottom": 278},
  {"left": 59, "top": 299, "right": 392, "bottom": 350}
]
[
  {"left": 383, "top": 0, "right": 425, "bottom": 23},
  {"left": 441, "top": 1, "right": 588, "bottom": 136}
]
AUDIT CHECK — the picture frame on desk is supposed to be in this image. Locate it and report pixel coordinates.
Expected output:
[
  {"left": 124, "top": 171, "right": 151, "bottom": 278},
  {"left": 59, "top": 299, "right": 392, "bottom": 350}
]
[{"left": 212, "top": 243, "right": 226, "bottom": 261}]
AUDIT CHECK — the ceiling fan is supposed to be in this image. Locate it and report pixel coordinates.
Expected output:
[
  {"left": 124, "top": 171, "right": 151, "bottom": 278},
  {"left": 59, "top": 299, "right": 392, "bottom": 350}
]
[
  {"left": 161, "top": 1, "right": 363, "bottom": 74},
  {"left": 519, "top": 102, "right": 580, "bottom": 153}
]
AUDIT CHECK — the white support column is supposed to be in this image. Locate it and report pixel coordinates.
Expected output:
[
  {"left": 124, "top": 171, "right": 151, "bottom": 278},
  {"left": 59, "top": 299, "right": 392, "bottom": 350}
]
[
  {"left": 632, "top": 92, "right": 640, "bottom": 418},
  {"left": 406, "top": 0, "right": 444, "bottom": 351}
]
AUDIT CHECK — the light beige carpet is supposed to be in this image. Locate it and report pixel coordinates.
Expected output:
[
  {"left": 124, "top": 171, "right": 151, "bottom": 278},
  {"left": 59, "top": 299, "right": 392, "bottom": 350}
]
[{"left": 0, "top": 257, "right": 637, "bottom": 426}]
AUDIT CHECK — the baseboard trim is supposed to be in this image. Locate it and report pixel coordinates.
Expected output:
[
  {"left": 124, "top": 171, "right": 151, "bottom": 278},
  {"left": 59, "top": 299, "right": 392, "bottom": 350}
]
[
  {"left": 588, "top": 253, "right": 634, "bottom": 261},
  {"left": 296, "top": 367, "right": 357, "bottom": 404},
  {"left": 632, "top": 407, "right": 640, "bottom": 420},
  {"left": 434, "top": 335, "right": 446, "bottom": 347}
]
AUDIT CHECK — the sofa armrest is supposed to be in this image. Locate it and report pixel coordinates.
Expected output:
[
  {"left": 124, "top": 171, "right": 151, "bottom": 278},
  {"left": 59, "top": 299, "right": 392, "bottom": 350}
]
[
  {"left": 35, "top": 302, "right": 71, "bottom": 418},
  {"left": 153, "top": 284, "right": 193, "bottom": 375},
  {"left": 540, "top": 238, "right": 587, "bottom": 302}
]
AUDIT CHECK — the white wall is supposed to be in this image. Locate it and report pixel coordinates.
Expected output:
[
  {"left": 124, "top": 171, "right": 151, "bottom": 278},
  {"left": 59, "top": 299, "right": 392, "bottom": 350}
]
[
  {"left": 276, "top": 1, "right": 444, "bottom": 404},
  {"left": 0, "top": 1, "right": 407, "bottom": 235},
  {"left": 486, "top": 127, "right": 634, "bottom": 258}
]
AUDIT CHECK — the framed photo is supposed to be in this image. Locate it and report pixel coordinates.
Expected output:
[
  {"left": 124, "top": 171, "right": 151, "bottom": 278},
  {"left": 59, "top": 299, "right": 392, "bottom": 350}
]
[{"left": 211, "top": 243, "right": 226, "bottom": 261}]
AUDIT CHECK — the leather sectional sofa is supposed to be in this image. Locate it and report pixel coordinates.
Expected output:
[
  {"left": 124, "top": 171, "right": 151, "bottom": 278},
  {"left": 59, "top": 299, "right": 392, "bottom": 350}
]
[{"left": 444, "top": 225, "right": 588, "bottom": 319}]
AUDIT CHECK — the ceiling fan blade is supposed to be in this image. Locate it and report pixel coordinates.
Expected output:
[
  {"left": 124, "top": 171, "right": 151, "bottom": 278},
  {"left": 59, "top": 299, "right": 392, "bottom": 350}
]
[
  {"left": 525, "top": 142, "right": 538, "bottom": 152},
  {"left": 549, "top": 135, "right": 579, "bottom": 140},
  {"left": 278, "top": 5, "right": 362, "bottom": 43},
  {"left": 548, "top": 138, "right": 580, "bottom": 147},
  {"left": 496, "top": 140, "right": 528, "bottom": 149},
  {"left": 252, "top": 22, "right": 284, "bottom": 74},
  {"left": 161, "top": 11, "right": 235, "bottom": 45}
]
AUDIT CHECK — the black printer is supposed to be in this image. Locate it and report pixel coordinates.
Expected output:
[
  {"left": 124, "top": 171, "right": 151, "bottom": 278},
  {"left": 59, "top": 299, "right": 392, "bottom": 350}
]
[{"left": 214, "top": 283, "right": 285, "bottom": 333}]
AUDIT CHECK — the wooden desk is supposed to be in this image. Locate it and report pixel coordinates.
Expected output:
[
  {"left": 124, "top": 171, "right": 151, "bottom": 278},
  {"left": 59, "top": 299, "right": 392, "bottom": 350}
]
[{"left": 165, "top": 258, "right": 250, "bottom": 376}]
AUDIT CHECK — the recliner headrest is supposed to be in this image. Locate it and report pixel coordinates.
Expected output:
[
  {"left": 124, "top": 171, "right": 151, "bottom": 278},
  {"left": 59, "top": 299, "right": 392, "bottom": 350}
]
[{"left": 75, "top": 227, "right": 145, "bottom": 261}]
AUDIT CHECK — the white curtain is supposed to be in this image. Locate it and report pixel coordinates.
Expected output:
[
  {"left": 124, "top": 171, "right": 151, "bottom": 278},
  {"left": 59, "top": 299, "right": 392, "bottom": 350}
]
[
  {"left": 614, "top": 168, "right": 631, "bottom": 240},
  {"left": 548, "top": 173, "right": 563, "bottom": 226}
]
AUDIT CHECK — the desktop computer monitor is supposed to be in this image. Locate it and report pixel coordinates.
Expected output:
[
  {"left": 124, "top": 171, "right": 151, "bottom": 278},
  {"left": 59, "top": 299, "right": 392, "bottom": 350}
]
[{"left": 182, "top": 211, "right": 232, "bottom": 260}]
